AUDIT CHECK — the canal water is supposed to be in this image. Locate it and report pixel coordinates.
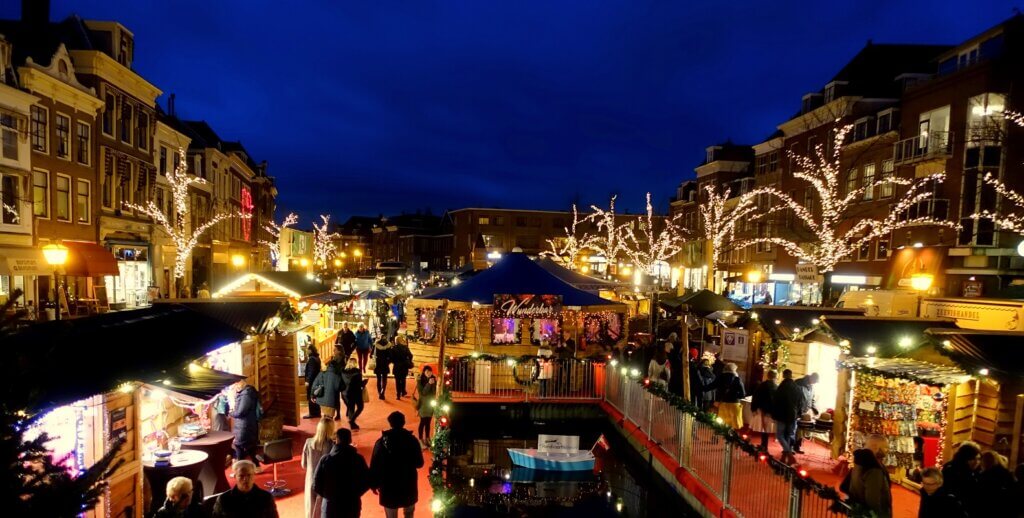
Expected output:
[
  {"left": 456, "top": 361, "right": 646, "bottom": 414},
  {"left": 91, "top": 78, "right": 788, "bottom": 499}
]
[{"left": 445, "top": 414, "right": 698, "bottom": 517}]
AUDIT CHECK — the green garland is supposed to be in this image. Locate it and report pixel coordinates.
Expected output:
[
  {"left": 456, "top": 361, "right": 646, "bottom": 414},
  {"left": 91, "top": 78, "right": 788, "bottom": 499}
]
[
  {"left": 759, "top": 339, "right": 790, "bottom": 371},
  {"left": 837, "top": 360, "right": 947, "bottom": 388},
  {"left": 638, "top": 380, "right": 860, "bottom": 516},
  {"left": 429, "top": 385, "right": 454, "bottom": 516}
]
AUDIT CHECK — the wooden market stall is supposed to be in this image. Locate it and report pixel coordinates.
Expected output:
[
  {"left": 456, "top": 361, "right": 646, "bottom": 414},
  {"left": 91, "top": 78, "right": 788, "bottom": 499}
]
[
  {"left": 5, "top": 305, "right": 245, "bottom": 518},
  {"left": 405, "top": 253, "right": 627, "bottom": 365},
  {"left": 210, "top": 272, "right": 341, "bottom": 426}
]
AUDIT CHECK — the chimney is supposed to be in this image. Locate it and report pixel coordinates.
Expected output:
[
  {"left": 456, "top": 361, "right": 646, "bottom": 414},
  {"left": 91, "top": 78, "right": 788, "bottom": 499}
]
[
  {"left": 168, "top": 93, "right": 176, "bottom": 116},
  {"left": 22, "top": 0, "right": 50, "bottom": 28}
]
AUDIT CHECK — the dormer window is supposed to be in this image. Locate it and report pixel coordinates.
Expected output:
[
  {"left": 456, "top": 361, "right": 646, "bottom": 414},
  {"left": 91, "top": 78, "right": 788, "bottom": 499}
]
[
  {"left": 853, "top": 116, "right": 874, "bottom": 142},
  {"left": 802, "top": 93, "right": 822, "bottom": 114},
  {"left": 823, "top": 81, "right": 848, "bottom": 103},
  {"left": 876, "top": 108, "right": 898, "bottom": 134},
  {"left": 58, "top": 60, "right": 69, "bottom": 79},
  {"left": 705, "top": 147, "right": 718, "bottom": 163},
  {"left": 117, "top": 32, "right": 133, "bottom": 68}
]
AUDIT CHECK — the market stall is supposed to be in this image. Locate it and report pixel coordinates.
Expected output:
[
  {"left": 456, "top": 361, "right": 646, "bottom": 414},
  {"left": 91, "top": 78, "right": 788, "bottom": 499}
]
[{"left": 405, "top": 253, "right": 627, "bottom": 365}]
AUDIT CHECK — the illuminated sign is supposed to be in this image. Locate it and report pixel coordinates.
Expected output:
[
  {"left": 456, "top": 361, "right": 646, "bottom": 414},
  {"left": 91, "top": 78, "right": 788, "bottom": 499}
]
[{"left": 241, "top": 187, "right": 254, "bottom": 241}]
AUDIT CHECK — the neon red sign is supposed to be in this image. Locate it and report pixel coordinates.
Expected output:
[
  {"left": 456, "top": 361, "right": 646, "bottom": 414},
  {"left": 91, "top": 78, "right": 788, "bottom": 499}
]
[{"left": 241, "top": 187, "right": 254, "bottom": 240}]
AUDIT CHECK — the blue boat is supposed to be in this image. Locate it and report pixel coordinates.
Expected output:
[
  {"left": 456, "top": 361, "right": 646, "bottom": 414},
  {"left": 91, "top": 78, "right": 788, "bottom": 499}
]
[{"left": 507, "top": 448, "right": 595, "bottom": 472}]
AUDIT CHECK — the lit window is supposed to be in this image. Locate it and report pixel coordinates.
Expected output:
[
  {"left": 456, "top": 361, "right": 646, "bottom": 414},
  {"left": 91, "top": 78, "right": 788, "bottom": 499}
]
[
  {"left": 76, "top": 179, "right": 90, "bottom": 223},
  {"left": 56, "top": 175, "right": 71, "bottom": 221},
  {"left": 32, "top": 170, "right": 48, "bottom": 218},
  {"left": 55, "top": 114, "right": 70, "bottom": 159},
  {"left": 30, "top": 106, "right": 47, "bottom": 153}
]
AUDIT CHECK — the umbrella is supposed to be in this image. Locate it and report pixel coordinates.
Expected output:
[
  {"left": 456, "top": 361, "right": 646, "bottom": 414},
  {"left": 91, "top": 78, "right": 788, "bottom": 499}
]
[
  {"left": 660, "top": 289, "right": 743, "bottom": 318},
  {"left": 355, "top": 289, "right": 391, "bottom": 300}
]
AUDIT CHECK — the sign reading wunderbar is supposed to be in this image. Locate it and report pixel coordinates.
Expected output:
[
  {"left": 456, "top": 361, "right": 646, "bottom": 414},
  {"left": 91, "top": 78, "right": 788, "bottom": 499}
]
[{"left": 493, "top": 294, "right": 563, "bottom": 318}]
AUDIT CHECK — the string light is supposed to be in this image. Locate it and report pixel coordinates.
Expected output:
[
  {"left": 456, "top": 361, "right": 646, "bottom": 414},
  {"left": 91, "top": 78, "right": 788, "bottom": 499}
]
[
  {"left": 735, "top": 123, "right": 958, "bottom": 273},
  {"left": 259, "top": 212, "right": 298, "bottom": 264},
  {"left": 546, "top": 204, "right": 599, "bottom": 269},
  {"left": 587, "top": 195, "right": 626, "bottom": 274},
  {"left": 698, "top": 183, "right": 774, "bottom": 274},
  {"left": 125, "top": 148, "right": 248, "bottom": 287},
  {"left": 312, "top": 214, "right": 341, "bottom": 268},
  {"left": 605, "top": 192, "right": 689, "bottom": 277}
]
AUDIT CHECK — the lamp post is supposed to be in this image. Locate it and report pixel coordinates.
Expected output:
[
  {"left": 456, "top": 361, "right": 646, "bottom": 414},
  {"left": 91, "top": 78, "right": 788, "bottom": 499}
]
[
  {"left": 911, "top": 272, "right": 934, "bottom": 317},
  {"left": 231, "top": 254, "right": 246, "bottom": 272},
  {"left": 353, "top": 249, "right": 362, "bottom": 274},
  {"left": 42, "top": 242, "right": 69, "bottom": 321}
]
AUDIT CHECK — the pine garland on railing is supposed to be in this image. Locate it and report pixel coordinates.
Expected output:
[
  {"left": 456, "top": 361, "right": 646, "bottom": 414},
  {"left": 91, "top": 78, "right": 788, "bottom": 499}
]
[
  {"left": 428, "top": 383, "right": 454, "bottom": 516},
  {"left": 635, "top": 377, "right": 859, "bottom": 516}
]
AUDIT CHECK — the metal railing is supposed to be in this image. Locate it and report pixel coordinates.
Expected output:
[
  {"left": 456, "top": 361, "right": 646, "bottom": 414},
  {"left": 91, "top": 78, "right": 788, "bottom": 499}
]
[
  {"left": 893, "top": 130, "right": 954, "bottom": 165},
  {"left": 448, "top": 358, "right": 607, "bottom": 401},
  {"left": 446, "top": 356, "right": 849, "bottom": 517},
  {"left": 605, "top": 372, "right": 850, "bottom": 518}
]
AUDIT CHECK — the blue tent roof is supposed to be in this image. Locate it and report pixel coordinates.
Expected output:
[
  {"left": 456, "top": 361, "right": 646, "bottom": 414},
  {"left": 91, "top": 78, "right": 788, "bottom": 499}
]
[{"left": 422, "top": 253, "right": 623, "bottom": 307}]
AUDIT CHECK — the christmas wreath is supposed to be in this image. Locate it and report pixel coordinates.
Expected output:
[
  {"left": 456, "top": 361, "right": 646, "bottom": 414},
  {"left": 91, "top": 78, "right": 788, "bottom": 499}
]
[{"left": 512, "top": 358, "right": 541, "bottom": 386}]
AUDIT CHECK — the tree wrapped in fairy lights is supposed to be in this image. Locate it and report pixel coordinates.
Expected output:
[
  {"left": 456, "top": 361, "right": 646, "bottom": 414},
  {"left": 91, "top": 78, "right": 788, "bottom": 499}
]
[
  {"left": 699, "top": 183, "right": 767, "bottom": 272},
  {"left": 312, "top": 214, "right": 340, "bottom": 268},
  {"left": 737, "top": 124, "right": 956, "bottom": 273},
  {"left": 546, "top": 204, "right": 597, "bottom": 269},
  {"left": 586, "top": 195, "right": 627, "bottom": 277},
  {"left": 594, "top": 192, "right": 689, "bottom": 279},
  {"left": 126, "top": 148, "right": 245, "bottom": 293},
  {"left": 971, "top": 111, "right": 1024, "bottom": 234},
  {"left": 259, "top": 212, "right": 298, "bottom": 265}
]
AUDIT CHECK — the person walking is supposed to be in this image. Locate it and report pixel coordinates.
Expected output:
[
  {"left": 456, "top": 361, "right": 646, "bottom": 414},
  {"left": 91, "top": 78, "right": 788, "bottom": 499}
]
[
  {"left": 977, "top": 450, "right": 1014, "bottom": 517},
  {"left": 750, "top": 370, "right": 778, "bottom": 450},
  {"left": 841, "top": 435, "right": 892, "bottom": 518},
  {"left": 373, "top": 338, "right": 394, "bottom": 400},
  {"left": 313, "top": 428, "right": 371, "bottom": 518},
  {"left": 647, "top": 348, "right": 671, "bottom": 387},
  {"left": 666, "top": 338, "right": 684, "bottom": 396},
  {"left": 693, "top": 358, "right": 717, "bottom": 411},
  {"left": 370, "top": 412, "right": 425, "bottom": 518},
  {"left": 301, "top": 418, "right": 336, "bottom": 518},
  {"left": 942, "top": 442, "right": 981, "bottom": 515},
  {"left": 772, "top": 369, "right": 803, "bottom": 465},
  {"left": 304, "top": 345, "right": 323, "bottom": 419},
  {"left": 793, "top": 372, "right": 819, "bottom": 454},
  {"left": 338, "top": 323, "right": 357, "bottom": 360},
  {"left": 918, "top": 467, "right": 968, "bottom": 518},
  {"left": 229, "top": 380, "right": 261, "bottom": 466},
  {"left": 355, "top": 324, "right": 373, "bottom": 373},
  {"left": 311, "top": 358, "right": 344, "bottom": 422},
  {"left": 391, "top": 337, "right": 414, "bottom": 400},
  {"left": 212, "top": 460, "right": 279, "bottom": 518},
  {"left": 153, "top": 477, "right": 204, "bottom": 518},
  {"left": 714, "top": 363, "right": 745, "bottom": 429},
  {"left": 412, "top": 366, "right": 437, "bottom": 448},
  {"left": 340, "top": 357, "right": 366, "bottom": 430}
]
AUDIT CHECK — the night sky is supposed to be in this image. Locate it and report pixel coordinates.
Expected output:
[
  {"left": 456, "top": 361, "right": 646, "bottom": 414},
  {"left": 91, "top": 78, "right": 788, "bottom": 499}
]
[{"left": 2, "top": 1, "right": 1018, "bottom": 225}]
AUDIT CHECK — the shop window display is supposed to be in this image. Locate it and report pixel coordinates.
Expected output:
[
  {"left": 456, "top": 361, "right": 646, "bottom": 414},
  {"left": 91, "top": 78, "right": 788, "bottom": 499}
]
[
  {"left": 491, "top": 317, "right": 521, "bottom": 345},
  {"left": 583, "top": 313, "right": 624, "bottom": 347},
  {"left": 416, "top": 308, "right": 436, "bottom": 341},
  {"left": 531, "top": 317, "right": 561, "bottom": 345}
]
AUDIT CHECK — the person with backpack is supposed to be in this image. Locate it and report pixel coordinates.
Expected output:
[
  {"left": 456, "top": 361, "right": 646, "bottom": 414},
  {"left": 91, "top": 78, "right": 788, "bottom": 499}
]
[
  {"left": 391, "top": 337, "right": 414, "bottom": 400},
  {"left": 714, "top": 362, "right": 745, "bottom": 429},
  {"left": 313, "top": 428, "right": 370, "bottom": 518},
  {"left": 229, "top": 380, "right": 261, "bottom": 466},
  {"left": 370, "top": 412, "right": 425, "bottom": 518}
]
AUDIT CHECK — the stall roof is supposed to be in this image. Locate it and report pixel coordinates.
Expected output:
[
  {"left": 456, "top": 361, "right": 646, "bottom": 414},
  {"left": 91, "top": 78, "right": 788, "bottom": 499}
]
[
  {"left": 535, "top": 258, "right": 623, "bottom": 291},
  {"left": 821, "top": 316, "right": 957, "bottom": 357},
  {"left": 153, "top": 299, "right": 284, "bottom": 335},
  {"left": 841, "top": 357, "right": 971, "bottom": 386},
  {"left": 304, "top": 292, "right": 352, "bottom": 304},
  {"left": 753, "top": 306, "right": 865, "bottom": 342},
  {"left": 421, "top": 253, "right": 622, "bottom": 307},
  {"left": 155, "top": 364, "right": 246, "bottom": 401},
  {"left": 660, "top": 290, "right": 743, "bottom": 318},
  {"left": 213, "top": 271, "right": 330, "bottom": 299},
  {"left": 925, "top": 328, "right": 1024, "bottom": 379},
  {"left": 3, "top": 305, "right": 246, "bottom": 413}
]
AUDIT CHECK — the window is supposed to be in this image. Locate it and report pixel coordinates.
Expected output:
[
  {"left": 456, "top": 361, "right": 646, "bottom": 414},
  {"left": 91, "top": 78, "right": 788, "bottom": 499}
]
[
  {"left": 846, "top": 168, "right": 858, "bottom": 196},
  {"left": 134, "top": 166, "right": 148, "bottom": 208},
  {"left": 493, "top": 216, "right": 505, "bottom": 226},
  {"left": 55, "top": 174, "right": 70, "bottom": 221},
  {"left": 120, "top": 103, "right": 133, "bottom": 144},
  {"left": 172, "top": 151, "right": 180, "bottom": 174},
  {"left": 853, "top": 117, "right": 873, "bottom": 141},
  {"left": 880, "top": 160, "right": 895, "bottom": 198},
  {"left": 102, "top": 160, "right": 113, "bottom": 209},
  {"left": 876, "top": 238, "right": 889, "bottom": 261},
  {"left": 0, "top": 113, "right": 16, "bottom": 160},
  {"left": 877, "top": 109, "right": 897, "bottom": 134},
  {"left": 155, "top": 187, "right": 165, "bottom": 221},
  {"left": 55, "top": 114, "right": 70, "bottom": 159},
  {"left": 958, "top": 45, "right": 979, "bottom": 69},
  {"left": 477, "top": 216, "right": 489, "bottom": 225},
  {"left": 862, "top": 163, "right": 876, "bottom": 201},
  {"left": 115, "top": 161, "right": 131, "bottom": 209},
  {"left": 102, "top": 93, "right": 115, "bottom": 136},
  {"left": 30, "top": 106, "right": 47, "bottom": 153},
  {"left": 136, "top": 112, "right": 148, "bottom": 150},
  {"left": 75, "top": 122, "right": 90, "bottom": 164},
  {"left": 482, "top": 234, "right": 500, "bottom": 248},
  {"left": 32, "top": 170, "right": 48, "bottom": 218},
  {"left": 159, "top": 146, "right": 168, "bottom": 175},
  {"left": 857, "top": 241, "right": 871, "bottom": 261},
  {"left": 768, "top": 151, "right": 778, "bottom": 172},
  {"left": 516, "top": 216, "right": 527, "bottom": 227},
  {"left": 1, "top": 174, "right": 19, "bottom": 224},
  {"left": 76, "top": 179, "right": 90, "bottom": 223}
]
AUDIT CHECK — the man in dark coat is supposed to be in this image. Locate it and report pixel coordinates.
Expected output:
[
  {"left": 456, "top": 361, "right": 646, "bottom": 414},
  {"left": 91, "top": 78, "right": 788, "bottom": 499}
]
[
  {"left": 313, "top": 428, "right": 370, "bottom": 518},
  {"left": 692, "top": 358, "right": 716, "bottom": 410},
  {"left": 303, "top": 345, "right": 323, "bottom": 419},
  {"left": 793, "top": 372, "right": 819, "bottom": 454},
  {"left": 373, "top": 339, "right": 393, "bottom": 400},
  {"left": 918, "top": 467, "right": 967, "bottom": 518},
  {"left": 750, "top": 372, "right": 778, "bottom": 450},
  {"left": 772, "top": 369, "right": 803, "bottom": 464},
  {"left": 370, "top": 411, "right": 425, "bottom": 518},
  {"left": 666, "top": 340, "right": 684, "bottom": 396},
  {"left": 338, "top": 323, "right": 357, "bottom": 360},
  {"left": 391, "top": 337, "right": 414, "bottom": 400},
  {"left": 312, "top": 358, "right": 344, "bottom": 420},
  {"left": 340, "top": 357, "right": 366, "bottom": 430},
  {"left": 212, "top": 460, "right": 278, "bottom": 518},
  {"left": 229, "top": 381, "right": 260, "bottom": 465}
]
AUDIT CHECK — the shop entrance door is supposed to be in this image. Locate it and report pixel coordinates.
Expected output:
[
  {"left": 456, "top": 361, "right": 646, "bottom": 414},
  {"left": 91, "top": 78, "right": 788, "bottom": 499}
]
[{"left": 805, "top": 341, "right": 841, "bottom": 412}]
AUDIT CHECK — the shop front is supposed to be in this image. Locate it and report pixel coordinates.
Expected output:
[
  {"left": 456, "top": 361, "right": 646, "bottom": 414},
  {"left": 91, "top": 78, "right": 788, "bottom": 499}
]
[
  {"left": 104, "top": 243, "right": 152, "bottom": 308},
  {"left": 0, "top": 245, "right": 48, "bottom": 312}
]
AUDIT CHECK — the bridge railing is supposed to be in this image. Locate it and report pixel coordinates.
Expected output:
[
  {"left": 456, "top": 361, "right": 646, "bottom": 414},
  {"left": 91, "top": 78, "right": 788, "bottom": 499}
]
[{"left": 447, "top": 357, "right": 606, "bottom": 401}]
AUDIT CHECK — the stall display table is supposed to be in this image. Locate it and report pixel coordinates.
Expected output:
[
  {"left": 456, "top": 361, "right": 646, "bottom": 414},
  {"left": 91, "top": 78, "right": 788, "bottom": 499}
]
[
  {"left": 143, "top": 450, "right": 208, "bottom": 513},
  {"left": 180, "top": 431, "right": 234, "bottom": 496}
]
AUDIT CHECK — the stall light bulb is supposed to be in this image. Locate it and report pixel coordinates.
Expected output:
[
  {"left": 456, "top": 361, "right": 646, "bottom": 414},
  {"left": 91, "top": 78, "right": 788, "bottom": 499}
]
[
  {"left": 431, "top": 499, "right": 444, "bottom": 513},
  {"left": 630, "top": 368, "right": 640, "bottom": 377},
  {"left": 620, "top": 366, "right": 628, "bottom": 375},
  {"left": 118, "top": 382, "right": 134, "bottom": 394},
  {"left": 615, "top": 501, "right": 623, "bottom": 513},
  {"left": 430, "top": 399, "right": 438, "bottom": 408},
  {"left": 750, "top": 311, "right": 759, "bottom": 320},
  {"left": 469, "top": 478, "right": 475, "bottom": 487},
  {"left": 610, "top": 359, "right": 618, "bottom": 367},
  {"left": 866, "top": 345, "right": 877, "bottom": 355},
  {"left": 839, "top": 339, "right": 850, "bottom": 348},
  {"left": 811, "top": 318, "right": 820, "bottom": 325},
  {"left": 979, "top": 368, "right": 989, "bottom": 376},
  {"left": 442, "top": 404, "right": 450, "bottom": 413},
  {"left": 506, "top": 358, "right": 516, "bottom": 366},
  {"left": 898, "top": 336, "right": 913, "bottom": 348},
  {"left": 503, "top": 472, "right": 510, "bottom": 480},
  {"left": 715, "top": 416, "right": 724, "bottom": 425}
]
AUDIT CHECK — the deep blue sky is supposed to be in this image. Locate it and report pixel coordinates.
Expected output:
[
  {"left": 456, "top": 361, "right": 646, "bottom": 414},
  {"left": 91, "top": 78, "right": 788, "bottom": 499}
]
[{"left": 3, "top": 1, "right": 1018, "bottom": 225}]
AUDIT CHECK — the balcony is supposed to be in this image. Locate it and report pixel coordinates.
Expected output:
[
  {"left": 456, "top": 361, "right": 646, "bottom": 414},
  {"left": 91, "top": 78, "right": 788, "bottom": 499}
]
[
  {"left": 898, "top": 198, "right": 950, "bottom": 223},
  {"left": 893, "top": 131, "right": 954, "bottom": 166}
]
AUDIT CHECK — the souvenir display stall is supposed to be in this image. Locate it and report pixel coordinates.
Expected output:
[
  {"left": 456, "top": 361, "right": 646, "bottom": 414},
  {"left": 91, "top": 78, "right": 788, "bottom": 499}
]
[{"left": 405, "top": 253, "right": 627, "bottom": 365}]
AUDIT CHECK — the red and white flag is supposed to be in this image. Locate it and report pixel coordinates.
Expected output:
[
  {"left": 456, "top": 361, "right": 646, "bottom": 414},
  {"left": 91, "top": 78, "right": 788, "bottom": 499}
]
[{"left": 593, "top": 434, "right": 611, "bottom": 451}]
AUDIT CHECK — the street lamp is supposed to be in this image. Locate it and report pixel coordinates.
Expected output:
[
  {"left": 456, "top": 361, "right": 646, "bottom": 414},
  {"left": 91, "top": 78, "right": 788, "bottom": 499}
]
[
  {"left": 231, "top": 254, "right": 246, "bottom": 268},
  {"left": 911, "top": 271, "right": 933, "bottom": 317},
  {"left": 334, "top": 258, "right": 342, "bottom": 268},
  {"left": 42, "top": 243, "right": 68, "bottom": 321},
  {"left": 745, "top": 270, "right": 763, "bottom": 283}
]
